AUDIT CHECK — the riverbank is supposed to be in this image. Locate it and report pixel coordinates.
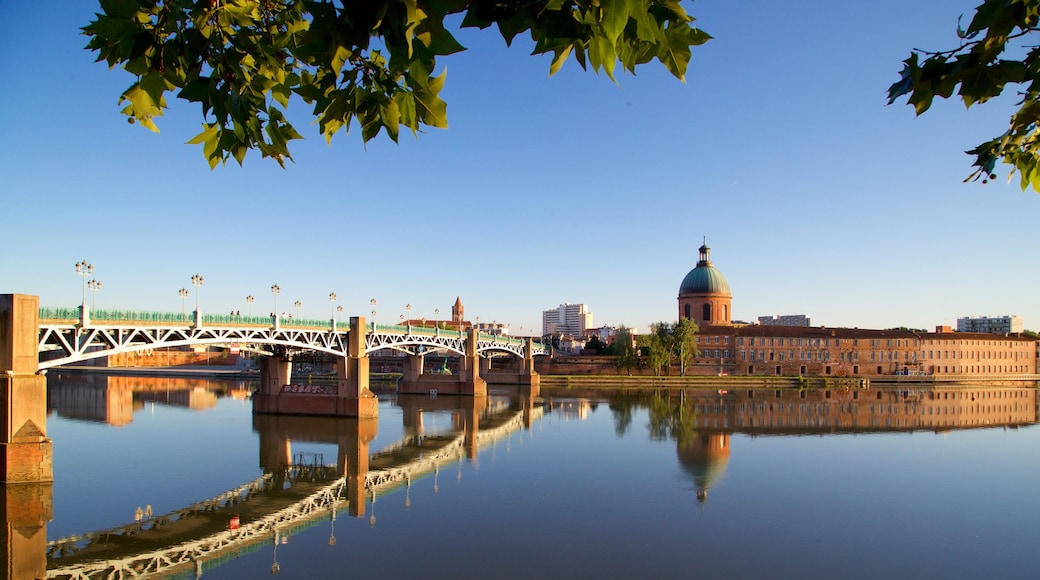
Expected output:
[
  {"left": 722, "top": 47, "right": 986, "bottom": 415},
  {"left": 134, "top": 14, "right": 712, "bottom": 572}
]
[{"left": 537, "top": 374, "right": 1040, "bottom": 390}]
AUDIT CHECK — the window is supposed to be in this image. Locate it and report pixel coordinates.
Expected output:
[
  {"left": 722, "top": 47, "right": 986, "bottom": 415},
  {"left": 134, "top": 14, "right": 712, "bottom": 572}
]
[
  {"left": 684, "top": 304, "right": 691, "bottom": 319},
  {"left": 702, "top": 304, "right": 711, "bottom": 321}
]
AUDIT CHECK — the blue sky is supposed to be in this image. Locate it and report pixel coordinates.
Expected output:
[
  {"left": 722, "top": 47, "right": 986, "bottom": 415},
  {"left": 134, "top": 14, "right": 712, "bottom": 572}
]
[{"left": 2, "top": 0, "right": 1038, "bottom": 334}]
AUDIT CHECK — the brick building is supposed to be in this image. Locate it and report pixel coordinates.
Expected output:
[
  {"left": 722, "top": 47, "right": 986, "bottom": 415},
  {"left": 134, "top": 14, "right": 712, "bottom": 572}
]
[{"left": 677, "top": 243, "right": 1038, "bottom": 378}]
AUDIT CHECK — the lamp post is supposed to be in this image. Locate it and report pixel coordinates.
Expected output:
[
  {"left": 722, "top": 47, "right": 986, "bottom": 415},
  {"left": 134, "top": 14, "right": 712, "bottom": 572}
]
[
  {"left": 271, "top": 284, "right": 281, "bottom": 327},
  {"left": 191, "top": 274, "right": 204, "bottom": 327},
  {"left": 75, "top": 260, "right": 93, "bottom": 325},
  {"left": 370, "top": 298, "right": 377, "bottom": 331},
  {"left": 246, "top": 295, "right": 255, "bottom": 317},
  {"left": 405, "top": 303, "right": 412, "bottom": 325},
  {"left": 435, "top": 308, "right": 440, "bottom": 329},
  {"left": 178, "top": 288, "right": 189, "bottom": 317},
  {"left": 294, "top": 300, "right": 302, "bottom": 320},
  {"left": 337, "top": 305, "right": 343, "bottom": 325},
  {"left": 88, "top": 279, "right": 102, "bottom": 312},
  {"left": 329, "top": 292, "right": 337, "bottom": 331}
]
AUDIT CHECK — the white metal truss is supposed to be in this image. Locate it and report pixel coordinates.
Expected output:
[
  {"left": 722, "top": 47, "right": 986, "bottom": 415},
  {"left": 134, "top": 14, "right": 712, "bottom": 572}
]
[
  {"left": 37, "top": 323, "right": 547, "bottom": 371},
  {"left": 37, "top": 323, "right": 348, "bottom": 370},
  {"left": 365, "top": 328, "right": 467, "bottom": 356},
  {"left": 45, "top": 406, "right": 542, "bottom": 580}
]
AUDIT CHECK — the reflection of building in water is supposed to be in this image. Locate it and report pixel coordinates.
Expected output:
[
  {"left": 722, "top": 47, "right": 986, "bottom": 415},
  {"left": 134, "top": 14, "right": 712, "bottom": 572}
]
[
  {"left": 547, "top": 399, "right": 593, "bottom": 420},
  {"left": 48, "top": 374, "right": 223, "bottom": 426},
  {"left": 687, "top": 387, "right": 1037, "bottom": 433},
  {"left": 46, "top": 373, "right": 135, "bottom": 427},
  {"left": 136, "top": 387, "right": 218, "bottom": 410},
  {"left": 676, "top": 432, "right": 730, "bottom": 505},
  {"left": 666, "top": 387, "right": 1036, "bottom": 507}
]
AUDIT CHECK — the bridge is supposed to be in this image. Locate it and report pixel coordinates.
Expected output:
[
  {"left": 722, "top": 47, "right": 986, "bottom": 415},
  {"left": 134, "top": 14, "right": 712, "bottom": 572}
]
[
  {"left": 35, "top": 307, "right": 548, "bottom": 369},
  {"left": 31, "top": 299, "right": 547, "bottom": 418}
]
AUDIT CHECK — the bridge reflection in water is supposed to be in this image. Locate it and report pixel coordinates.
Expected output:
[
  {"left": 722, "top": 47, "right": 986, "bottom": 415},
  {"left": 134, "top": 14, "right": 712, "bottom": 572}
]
[{"left": 35, "top": 377, "right": 541, "bottom": 580}]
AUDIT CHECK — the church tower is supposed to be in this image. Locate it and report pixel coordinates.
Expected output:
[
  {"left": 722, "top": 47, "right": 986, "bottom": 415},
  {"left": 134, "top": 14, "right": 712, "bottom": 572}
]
[{"left": 452, "top": 296, "right": 464, "bottom": 327}]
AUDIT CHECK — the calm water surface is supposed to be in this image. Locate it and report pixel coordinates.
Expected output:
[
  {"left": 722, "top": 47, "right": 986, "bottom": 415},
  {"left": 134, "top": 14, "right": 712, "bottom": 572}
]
[{"left": 34, "top": 373, "right": 1040, "bottom": 579}]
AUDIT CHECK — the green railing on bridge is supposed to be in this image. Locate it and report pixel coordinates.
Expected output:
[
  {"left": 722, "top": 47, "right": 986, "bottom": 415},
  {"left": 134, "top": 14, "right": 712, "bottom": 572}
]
[{"left": 38, "top": 307, "right": 334, "bottom": 329}]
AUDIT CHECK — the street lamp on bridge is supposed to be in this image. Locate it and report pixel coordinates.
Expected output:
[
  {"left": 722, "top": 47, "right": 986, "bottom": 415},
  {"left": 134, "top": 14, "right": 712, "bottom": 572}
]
[
  {"left": 75, "top": 260, "right": 93, "bottom": 324},
  {"left": 370, "top": 298, "right": 377, "bottom": 331},
  {"left": 88, "top": 279, "right": 102, "bottom": 311},
  {"left": 246, "top": 295, "right": 255, "bottom": 317},
  {"left": 294, "top": 300, "right": 302, "bottom": 320},
  {"left": 191, "top": 274, "right": 204, "bottom": 326},
  {"left": 178, "top": 288, "right": 189, "bottom": 317},
  {"left": 271, "top": 284, "right": 281, "bottom": 318},
  {"left": 329, "top": 293, "right": 337, "bottom": 330}
]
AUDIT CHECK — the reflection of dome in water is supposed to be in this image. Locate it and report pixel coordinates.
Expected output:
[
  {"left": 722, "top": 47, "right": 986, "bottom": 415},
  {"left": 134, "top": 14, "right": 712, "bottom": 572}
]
[{"left": 676, "top": 433, "right": 731, "bottom": 505}]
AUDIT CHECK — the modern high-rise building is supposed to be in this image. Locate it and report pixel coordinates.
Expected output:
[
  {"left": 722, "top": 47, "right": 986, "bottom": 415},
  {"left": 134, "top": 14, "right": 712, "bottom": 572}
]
[
  {"left": 957, "top": 315, "right": 1023, "bottom": 335},
  {"left": 542, "top": 303, "right": 594, "bottom": 337},
  {"left": 758, "top": 314, "right": 812, "bottom": 327}
]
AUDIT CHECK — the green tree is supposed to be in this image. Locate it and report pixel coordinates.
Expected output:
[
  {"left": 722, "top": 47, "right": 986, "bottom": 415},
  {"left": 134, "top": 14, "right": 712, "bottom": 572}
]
[
  {"left": 672, "top": 317, "right": 698, "bottom": 376},
  {"left": 646, "top": 319, "right": 698, "bottom": 376},
  {"left": 647, "top": 321, "right": 673, "bottom": 375},
  {"left": 585, "top": 334, "right": 605, "bottom": 354},
  {"left": 608, "top": 325, "right": 637, "bottom": 375},
  {"left": 887, "top": 0, "right": 1040, "bottom": 192},
  {"left": 84, "top": 0, "right": 709, "bottom": 168}
]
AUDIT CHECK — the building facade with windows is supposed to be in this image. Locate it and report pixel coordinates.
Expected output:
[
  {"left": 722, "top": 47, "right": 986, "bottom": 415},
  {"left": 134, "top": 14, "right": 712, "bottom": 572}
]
[
  {"left": 677, "top": 243, "right": 1038, "bottom": 378},
  {"left": 957, "top": 315, "right": 1023, "bottom": 335},
  {"left": 758, "top": 314, "right": 812, "bottom": 327},
  {"left": 542, "top": 303, "right": 594, "bottom": 337}
]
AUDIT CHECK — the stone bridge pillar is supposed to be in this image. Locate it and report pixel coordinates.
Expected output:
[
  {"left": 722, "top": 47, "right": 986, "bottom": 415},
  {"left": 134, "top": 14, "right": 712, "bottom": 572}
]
[
  {"left": 258, "top": 356, "right": 292, "bottom": 397},
  {"left": 461, "top": 328, "right": 487, "bottom": 396},
  {"left": 520, "top": 337, "right": 540, "bottom": 391},
  {"left": 403, "top": 354, "right": 425, "bottom": 382},
  {"left": 2, "top": 294, "right": 53, "bottom": 580},
  {"left": 1, "top": 295, "right": 52, "bottom": 484},
  {"left": 340, "top": 316, "right": 378, "bottom": 418}
]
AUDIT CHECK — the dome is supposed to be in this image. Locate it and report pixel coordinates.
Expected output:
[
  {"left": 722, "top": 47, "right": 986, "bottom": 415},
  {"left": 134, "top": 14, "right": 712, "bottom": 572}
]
[
  {"left": 679, "top": 265, "right": 730, "bottom": 295},
  {"left": 678, "top": 243, "right": 730, "bottom": 296}
]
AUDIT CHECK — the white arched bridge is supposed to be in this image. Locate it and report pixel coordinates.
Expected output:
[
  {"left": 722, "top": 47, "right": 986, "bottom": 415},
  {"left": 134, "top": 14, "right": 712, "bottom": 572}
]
[{"left": 36, "top": 307, "right": 548, "bottom": 370}]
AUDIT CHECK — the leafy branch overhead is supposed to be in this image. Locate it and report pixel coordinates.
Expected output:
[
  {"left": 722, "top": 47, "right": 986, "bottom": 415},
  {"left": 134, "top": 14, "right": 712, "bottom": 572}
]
[
  {"left": 84, "top": 0, "right": 710, "bottom": 168},
  {"left": 887, "top": 0, "right": 1040, "bottom": 192}
]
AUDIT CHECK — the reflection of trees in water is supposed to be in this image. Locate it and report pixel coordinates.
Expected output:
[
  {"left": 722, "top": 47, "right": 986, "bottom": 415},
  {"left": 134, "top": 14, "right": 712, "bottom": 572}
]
[
  {"left": 646, "top": 393, "right": 697, "bottom": 443},
  {"left": 608, "top": 392, "right": 699, "bottom": 442},
  {"left": 609, "top": 399, "right": 633, "bottom": 438}
]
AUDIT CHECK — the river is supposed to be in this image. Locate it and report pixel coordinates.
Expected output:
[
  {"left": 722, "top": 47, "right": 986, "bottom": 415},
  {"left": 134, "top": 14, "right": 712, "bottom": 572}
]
[{"left": 26, "top": 373, "right": 1040, "bottom": 579}]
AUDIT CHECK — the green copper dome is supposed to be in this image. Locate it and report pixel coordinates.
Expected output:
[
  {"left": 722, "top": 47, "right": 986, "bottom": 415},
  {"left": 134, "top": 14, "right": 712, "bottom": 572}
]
[{"left": 679, "top": 243, "right": 731, "bottom": 296}]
